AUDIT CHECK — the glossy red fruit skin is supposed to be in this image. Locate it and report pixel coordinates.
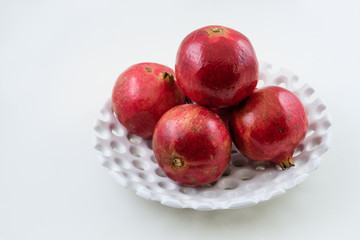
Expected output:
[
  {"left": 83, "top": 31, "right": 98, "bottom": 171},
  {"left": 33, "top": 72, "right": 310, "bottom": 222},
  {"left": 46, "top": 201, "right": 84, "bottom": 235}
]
[
  {"left": 153, "top": 104, "right": 232, "bottom": 186},
  {"left": 175, "top": 25, "right": 258, "bottom": 108},
  {"left": 209, "top": 106, "right": 233, "bottom": 128},
  {"left": 184, "top": 97, "right": 233, "bottom": 128},
  {"left": 229, "top": 86, "right": 308, "bottom": 169},
  {"left": 112, "top": 63, "right": 186, "bottom": 139}
]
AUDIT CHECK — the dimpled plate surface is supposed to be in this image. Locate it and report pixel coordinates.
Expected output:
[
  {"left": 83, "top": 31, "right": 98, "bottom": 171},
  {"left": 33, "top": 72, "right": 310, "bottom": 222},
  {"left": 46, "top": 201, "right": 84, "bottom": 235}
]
[{"left": 93, "top": 62, "right": 332, "bottom": 210}]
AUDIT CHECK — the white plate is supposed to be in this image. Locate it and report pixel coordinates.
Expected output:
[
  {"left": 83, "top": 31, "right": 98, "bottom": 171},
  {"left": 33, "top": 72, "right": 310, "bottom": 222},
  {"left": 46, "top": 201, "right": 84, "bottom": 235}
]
[{"left": 93, "top": 62, "right": 332, "bottom": 210}]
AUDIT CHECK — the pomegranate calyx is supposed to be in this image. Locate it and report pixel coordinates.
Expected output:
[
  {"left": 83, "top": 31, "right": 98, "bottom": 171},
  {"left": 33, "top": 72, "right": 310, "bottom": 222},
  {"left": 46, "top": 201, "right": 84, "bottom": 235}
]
[
  {"left": 208, "top": 26, "right": 225, "bottom": 35},
  {"left": 278, "top": 156, "right": 295, "bottom": 170},
  {"left": 172, "top": 157, "right": 184, "bottom": 169},
  {"left": 211, "top": 27, "right": 221, "bottom": 33},
  {"left": 162, "top": 72, "right": 174, "bottom": 83}
]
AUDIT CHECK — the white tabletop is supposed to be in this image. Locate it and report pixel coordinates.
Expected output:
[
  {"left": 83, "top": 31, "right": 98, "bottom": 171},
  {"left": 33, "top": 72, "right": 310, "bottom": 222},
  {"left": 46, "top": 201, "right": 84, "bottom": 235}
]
[{"left": 1, "top": 0, "right": 359, "bottom": 239}]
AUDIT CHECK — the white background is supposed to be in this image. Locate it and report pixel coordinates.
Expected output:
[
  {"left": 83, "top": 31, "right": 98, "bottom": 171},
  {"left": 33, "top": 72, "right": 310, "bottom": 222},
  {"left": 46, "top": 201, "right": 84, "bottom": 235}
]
[{"left": 1, "top": 0, "right": 360, "bottom": 239}]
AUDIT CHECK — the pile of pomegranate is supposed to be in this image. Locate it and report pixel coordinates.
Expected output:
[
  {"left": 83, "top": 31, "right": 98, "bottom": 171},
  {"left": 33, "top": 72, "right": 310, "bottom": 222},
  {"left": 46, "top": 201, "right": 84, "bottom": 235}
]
[{"left": 112, "top": 25, "right": 308, "bottom": 187}]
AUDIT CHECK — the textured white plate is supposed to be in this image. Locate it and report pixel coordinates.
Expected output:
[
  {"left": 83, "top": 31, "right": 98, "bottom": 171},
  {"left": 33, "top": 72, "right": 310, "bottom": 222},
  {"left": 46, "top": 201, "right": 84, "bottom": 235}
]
[{"left": 93, "top": 62, "right": 332, "bottom": 210}]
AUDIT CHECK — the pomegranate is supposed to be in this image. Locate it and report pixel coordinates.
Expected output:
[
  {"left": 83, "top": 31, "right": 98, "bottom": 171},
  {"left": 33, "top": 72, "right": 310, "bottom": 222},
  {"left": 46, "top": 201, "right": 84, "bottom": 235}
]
[
  {"left": 229, "top": 86, "right": 308, "bottom": 169},
  {"left": 175, "top": 25, "right": 258, "bottom": 108},
  {"left": 152, "top": 104, "right": 232, "bottom": 186},
  {"left": 112, "top": 63, "right": 186, "bottom": 139}
]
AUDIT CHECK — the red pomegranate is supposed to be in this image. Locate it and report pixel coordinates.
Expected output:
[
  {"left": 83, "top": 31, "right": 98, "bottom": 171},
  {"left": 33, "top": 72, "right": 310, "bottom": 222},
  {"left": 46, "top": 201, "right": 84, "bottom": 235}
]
[
  {"left": 229, "top": 86, "right": 308, "bottom": 169},
  {"left": 175, "top": 25, "right": 258, "bottom": 108},
  {"left": 153, "top": 104, "right": 232, "bottom": 186},
  {"left": 112, "top": 63, "right": 186, "bottom": 139}
]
